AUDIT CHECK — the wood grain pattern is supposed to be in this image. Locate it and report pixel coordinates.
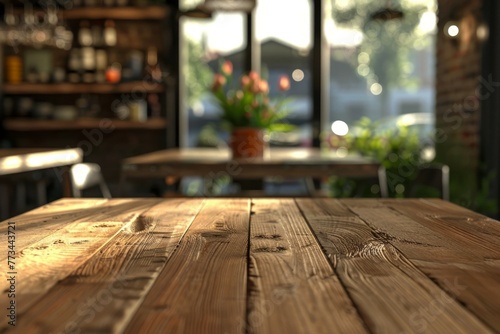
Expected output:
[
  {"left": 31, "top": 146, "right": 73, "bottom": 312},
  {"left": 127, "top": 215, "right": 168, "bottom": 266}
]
[
  {"left": 296, "top": 198, "right": 492, "bottom": 334},
  {"left": 124, "top": 199, "right": 250, "bottom": 334},
  {"left": 0, "top": 199, "right": 108, "bottom": 258},
  {"left": 2, "top": 198, "right": 500, "bottom": 334},
  {"left": 347, "top": 198, "right": 500, "bottom": 332},
  {"left": 248, "top": 199, "right": 367, "bottom": 334},
  {"left": 9, "top": 198, "right": 203, "bottom": 334},
  {"left": 0, "top": 198, "right": 157, "bottom": 318}
]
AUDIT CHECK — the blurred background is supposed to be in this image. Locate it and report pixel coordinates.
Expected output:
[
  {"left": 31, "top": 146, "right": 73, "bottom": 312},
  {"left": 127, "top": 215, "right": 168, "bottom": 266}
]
[{"left": 0, "top": 0, "right": 498, "bottom": 218}]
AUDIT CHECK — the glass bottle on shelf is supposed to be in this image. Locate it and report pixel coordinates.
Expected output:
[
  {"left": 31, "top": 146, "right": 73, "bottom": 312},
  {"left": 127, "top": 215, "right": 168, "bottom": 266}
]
[
  {"left": 145, "top": 47, "right": 162, "bottom": 83},
  {"left": 103, "top": 20, "right": 117, "bottom": 47},
  {"left": 81, "top": 46, "right": 96, "bottom": 83},
  {"left": 78, "top": 20, "right": 93, "bottom": 47}
]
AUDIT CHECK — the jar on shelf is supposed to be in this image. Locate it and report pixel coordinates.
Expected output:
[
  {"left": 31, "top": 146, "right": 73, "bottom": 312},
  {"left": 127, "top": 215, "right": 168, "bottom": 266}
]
[
  {"left": 105, "top": 62, "right": 121, "bottom": 83},
  {"left": 5, "top": 55, "right": 23, "bottom": 84}
]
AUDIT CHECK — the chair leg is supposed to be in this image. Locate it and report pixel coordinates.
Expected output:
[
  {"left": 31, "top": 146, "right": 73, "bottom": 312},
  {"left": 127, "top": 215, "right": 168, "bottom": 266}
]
[
  {"left": 36, "top": 180, "right": 47, "bottom": 206},
  {"left": 303, "top": 177, "right": 316, "bottom": 197},
  {"left": 0, "top": 184, "right": 10, "bottom": 220},
  {"left": 378, "top": 166, "right": 389, "bottom": 198},
  {"left": 15, "top": 183, "right": 27, "bottom": 214}
]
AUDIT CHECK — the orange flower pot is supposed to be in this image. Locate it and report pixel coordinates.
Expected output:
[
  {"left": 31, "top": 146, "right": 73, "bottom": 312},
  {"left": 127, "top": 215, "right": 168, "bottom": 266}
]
[{"left": 229, "top": 127, "right": 265, "bottom": 158}]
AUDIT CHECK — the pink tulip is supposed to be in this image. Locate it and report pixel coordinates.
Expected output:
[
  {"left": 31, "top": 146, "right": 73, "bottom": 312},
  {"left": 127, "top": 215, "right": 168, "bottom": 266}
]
[
  {"left": 259, "top": 80, "right": 269, "bottom": 93},
  {"left": 241, "top": 75, "right": 250, "bottom": 87},
  {"left": 278, "top": 75, "right": 290, "bottom": 91},
  {"left": 211, "top": 74, "right": 226, "bottom": 92},
  {"left": 249, "top": 71, "right": 259, "bottom": 82},
  {"left": 221, "top": 60, "right": 233, "bottom": 76}
]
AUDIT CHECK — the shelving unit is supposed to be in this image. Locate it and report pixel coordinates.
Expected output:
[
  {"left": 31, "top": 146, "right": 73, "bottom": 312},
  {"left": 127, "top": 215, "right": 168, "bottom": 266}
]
[
  {"left": 1, "top": 3, "right": 173, "bottom": 124},
  {"left": 0, "top": 2, "right": 178, "bottom": 186},
  {"left": 3, "top": 82, "right": 165, "bottom": 95},
  {"left": 62, "top": 6, "right": 170, "bottom": 20},
  {"left": 4, "top": 118, "right": 167, "bottom": 131}
]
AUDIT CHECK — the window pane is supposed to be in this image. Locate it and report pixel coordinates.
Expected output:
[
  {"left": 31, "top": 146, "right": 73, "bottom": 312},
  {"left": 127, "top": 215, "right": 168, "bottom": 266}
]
[
  {"left": 324, "top": 0, "right": 437, "bottom": 151},
  {"left": 180, "top": 0, "right": 246, "bottom": 147},
  {"left": 256, "top": 0, "right": 313, "bottom": 147}
]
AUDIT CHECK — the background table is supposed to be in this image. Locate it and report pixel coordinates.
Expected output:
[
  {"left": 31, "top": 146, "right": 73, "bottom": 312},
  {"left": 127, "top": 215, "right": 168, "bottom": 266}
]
[
  {"left": 0, "top": 148, "right": 82, "bottom": 177},
  {"left": 2, "top": 198, "right": 499, "bottom": 333},
  {"left": 121, "top": 147, "right": 379, "bottom": 179},
  {"left": 0, "top": 148, "right": 83, "bottom": 219},
  {"left": 121, "top": 148, "right": 380, "bottom": 196}
]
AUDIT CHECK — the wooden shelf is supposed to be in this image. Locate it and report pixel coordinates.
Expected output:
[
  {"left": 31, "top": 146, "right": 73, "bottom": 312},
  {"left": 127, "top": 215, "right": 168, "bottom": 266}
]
[
  {"left": 64, "top": 6, "right": 170, "bottom": 20},
  {"left": 4, "top": 118, "right": 167, "bottom": 131},
  {"left": 3, "top": 82, "right": 165, "bottom": 95},
  {"left": 63, "top": 6, "right": 169, "bottom": 20}
]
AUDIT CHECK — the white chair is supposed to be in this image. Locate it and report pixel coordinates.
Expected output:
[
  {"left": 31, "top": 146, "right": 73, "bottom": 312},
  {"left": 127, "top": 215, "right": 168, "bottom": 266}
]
[
  {"left": 70, "top": 163, "right": 111, "bottom": 198},
  {"left": 378, "top": 163, "right": 450, "bottom": 200}
]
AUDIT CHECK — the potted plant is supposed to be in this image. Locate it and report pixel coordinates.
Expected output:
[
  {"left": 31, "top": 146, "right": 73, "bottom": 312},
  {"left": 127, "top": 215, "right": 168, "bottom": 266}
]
[{"left": 209, "top": 60, "right": 292, "bottom": 158}]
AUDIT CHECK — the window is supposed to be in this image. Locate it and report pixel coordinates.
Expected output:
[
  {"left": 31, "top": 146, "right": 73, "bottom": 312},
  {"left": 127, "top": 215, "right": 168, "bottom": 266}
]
[
  {"left": 256, "top": 0, "right": 313, "bottom": 147},
  {"left": 324, "top": 0, "right": 437, "bottom": 147},
  {"left": 179, "top": 0, "right": 437, "bottom": 150}
]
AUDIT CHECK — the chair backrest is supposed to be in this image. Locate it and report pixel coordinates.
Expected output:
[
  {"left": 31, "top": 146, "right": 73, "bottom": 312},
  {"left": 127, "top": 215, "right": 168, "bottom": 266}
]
[
  {"left": 379, "top": 163, "right": 450, "bottom": 200},
  {"left": 70, "top": 163, "right": 112, "bottom": 198}
]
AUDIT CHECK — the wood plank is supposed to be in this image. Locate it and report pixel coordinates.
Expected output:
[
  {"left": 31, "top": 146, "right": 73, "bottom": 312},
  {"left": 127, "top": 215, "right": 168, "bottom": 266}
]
[
  {"left": 0, "top": 198, "right": 160, "bottom": 318},
  {"left": 124, "top": 199, "right": 250, "bottom": 334},
  {"left": 62, "top": 6, "right": 170, "bottom": 20},
  {"left": 0, "top": 198, "right": 108, "bottom": 262},
  {"left": 339, "top": 198, "right": 500, "bottom": 331},
  {"left": 0, "top": 198, "right": 142, "bottom": 263},
  {"left": 387, "top": 199, "right": 500, "bottom": 253},
  {"left": 296, "top": 198, "right": 492, "bottom": 334},
  {"left": 2, "top": 82, "right": 165, "bottom": 95},
  {"left": 8, "top": 198, "right": 204, "bottom": 334},
  {"left": 4, "top": 118, "right": 167, "bottom": 131},
  {"left": 248, "top": 198, "right": 367, "bottom": 334}
]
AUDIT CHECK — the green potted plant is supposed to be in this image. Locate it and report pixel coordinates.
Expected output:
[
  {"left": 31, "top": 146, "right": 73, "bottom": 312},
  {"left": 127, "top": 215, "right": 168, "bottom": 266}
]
[{"left": 209, "top": 60, "right": 292, "bottom": 158}]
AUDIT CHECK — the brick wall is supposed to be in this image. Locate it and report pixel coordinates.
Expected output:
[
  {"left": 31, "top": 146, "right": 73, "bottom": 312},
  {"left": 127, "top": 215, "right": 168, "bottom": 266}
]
[{"left": 435, "top": 0, "right": 484, "bottom": 206}]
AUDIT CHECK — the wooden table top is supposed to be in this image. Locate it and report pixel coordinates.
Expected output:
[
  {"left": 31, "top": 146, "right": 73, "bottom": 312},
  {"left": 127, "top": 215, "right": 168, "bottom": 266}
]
[
  {"left": 121, "top": 147, "right": 380, "bottom": 179},
  {"left": 3, "top": 198, "right": 499, "bottom": 333},
  {"left": 0, "top": 148, "right": 83, "bottom": 176}
]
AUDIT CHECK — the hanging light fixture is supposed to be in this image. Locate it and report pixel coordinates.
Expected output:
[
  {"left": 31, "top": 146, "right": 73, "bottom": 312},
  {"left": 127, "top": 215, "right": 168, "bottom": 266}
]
[
  {"left": 178, "top": 0, "right": 255, "bottom": 19},
  {"left": 202, "top": 0, "right": 256, "bottom": 12},
  {"left": 369, "top": 0, "right": 404, "bottom": 21},
  {"left": 178, "top": 4, "right": 212, "bottom": 19}
]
